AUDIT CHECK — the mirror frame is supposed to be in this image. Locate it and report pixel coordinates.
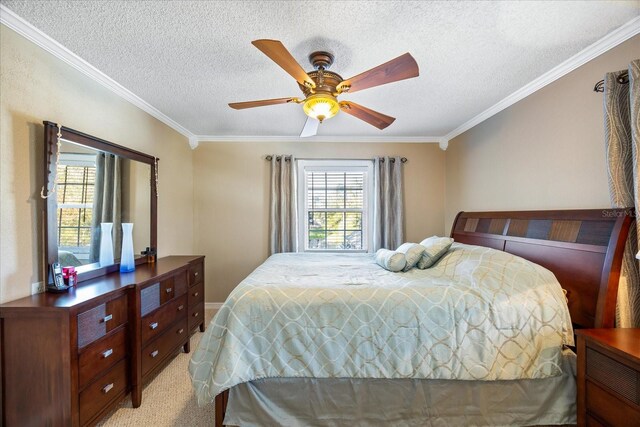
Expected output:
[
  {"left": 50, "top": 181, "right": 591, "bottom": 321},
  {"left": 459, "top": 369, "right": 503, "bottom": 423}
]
[{"left": 43, "top": 121, "right": 158, "bottom": 284}]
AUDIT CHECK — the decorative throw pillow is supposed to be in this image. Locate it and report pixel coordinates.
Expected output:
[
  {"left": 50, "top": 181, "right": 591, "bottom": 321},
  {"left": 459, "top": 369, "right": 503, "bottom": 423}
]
[
  {"left": 375, "top": 249, "right": 407, "bottom": 272},
  {"left": 395, "top": 243, "right": 426, "bottom": 272},
  {"left": 417, "top": 236, "right": 454, "bottom": 269}
]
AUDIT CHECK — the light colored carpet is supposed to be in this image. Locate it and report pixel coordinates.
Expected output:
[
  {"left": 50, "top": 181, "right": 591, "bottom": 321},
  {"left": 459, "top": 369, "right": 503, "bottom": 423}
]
[{"left": 97, "top": 309, "right": 216, "bottom": 427}]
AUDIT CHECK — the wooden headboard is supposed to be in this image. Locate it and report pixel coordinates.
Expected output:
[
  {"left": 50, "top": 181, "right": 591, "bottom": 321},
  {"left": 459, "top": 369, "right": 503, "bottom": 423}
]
[{"left": 450, "top": 209, "right": 634, "bottom": 329}]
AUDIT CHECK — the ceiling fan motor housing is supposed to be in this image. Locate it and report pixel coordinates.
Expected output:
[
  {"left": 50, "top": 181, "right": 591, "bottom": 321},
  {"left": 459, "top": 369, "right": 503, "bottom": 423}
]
[{"left": 298, "top": 70, "right": 343, "bottom": 97}]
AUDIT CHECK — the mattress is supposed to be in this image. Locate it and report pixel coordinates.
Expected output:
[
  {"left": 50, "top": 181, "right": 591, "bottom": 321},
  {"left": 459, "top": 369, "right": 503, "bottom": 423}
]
[{"left": 190, "top": 244, "right": 573, "bottom": 408}]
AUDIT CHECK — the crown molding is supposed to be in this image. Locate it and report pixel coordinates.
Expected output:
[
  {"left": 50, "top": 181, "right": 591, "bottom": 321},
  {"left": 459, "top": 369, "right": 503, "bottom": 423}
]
[
  {"left": 2, "top": 4, "right": 637, "bottom": 151},
  {"left": 0, "top": 4, "right": 195, "bottom": 141},
  {"left": 195, "top": 134, "right": 446, "bottom": 145},
  {"left": 443, "top": 15, "right": 640, "bottom": 143}
]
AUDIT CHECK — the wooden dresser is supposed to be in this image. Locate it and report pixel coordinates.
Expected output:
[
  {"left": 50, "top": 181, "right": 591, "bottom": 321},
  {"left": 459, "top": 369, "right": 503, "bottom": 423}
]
[
  {"left": 576, "top": 328, "right": 640, "bottom": 427},
  {"left": 0, "top": 255, "right": 205, "bottom": 427}
]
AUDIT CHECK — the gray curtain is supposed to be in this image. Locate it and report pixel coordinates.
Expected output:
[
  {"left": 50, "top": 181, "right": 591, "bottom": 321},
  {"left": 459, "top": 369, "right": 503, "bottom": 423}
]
[
  {"left": 374, "top": 156, "right": 404, "bottom": 250},
  {"left": 90, "top": 153, "right": 122, "bottom": 262},
  {"left": 269, "top": 155, "right": 297, "bottom": 254},
  {"left": 604, "top": 59, "right": 640, "bottom": 327}
]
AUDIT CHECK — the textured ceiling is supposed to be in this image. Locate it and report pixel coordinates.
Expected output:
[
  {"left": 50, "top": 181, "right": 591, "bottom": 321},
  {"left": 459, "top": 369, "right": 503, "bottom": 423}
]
[{"left": 2, "top": 0, "right": 639, "bottom": 139}]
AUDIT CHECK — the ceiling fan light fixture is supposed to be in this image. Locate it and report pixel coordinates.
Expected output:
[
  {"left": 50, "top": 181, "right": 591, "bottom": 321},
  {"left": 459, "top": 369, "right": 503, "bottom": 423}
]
[{"left": 303, "top": 94, "right": 340, "bottom": 122}]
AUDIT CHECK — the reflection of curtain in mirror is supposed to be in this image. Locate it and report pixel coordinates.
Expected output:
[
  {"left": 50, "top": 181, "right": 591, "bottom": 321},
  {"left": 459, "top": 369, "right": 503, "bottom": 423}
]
[{"left": 90, "top": 153, "right": 122, "bottom": 263}]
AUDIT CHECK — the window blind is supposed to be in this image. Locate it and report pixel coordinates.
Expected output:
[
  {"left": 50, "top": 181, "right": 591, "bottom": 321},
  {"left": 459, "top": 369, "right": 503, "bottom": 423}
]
[
  {"left": 306, "top": 171, "right": 365, "bottom": 250},
  {"left": 57, "top": 164, "right": 95, "bottom": 249}
]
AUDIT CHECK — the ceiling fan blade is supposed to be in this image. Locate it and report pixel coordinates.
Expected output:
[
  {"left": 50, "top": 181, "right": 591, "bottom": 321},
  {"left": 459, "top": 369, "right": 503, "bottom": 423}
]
[
  {"left": 300, "top": 116, "right": 320, "bottom": 138},
  {"left": 252, "top": 39, "right": 316, "bottom": 89},
  {"left": 339, "top": 101, "right": 396, "bottom": 130},
  {"left": 337, "top": 53, "right": 419, "bottom": 94},
  {"left": 228, "top": 97, "right": 297, "bottom": 110}
]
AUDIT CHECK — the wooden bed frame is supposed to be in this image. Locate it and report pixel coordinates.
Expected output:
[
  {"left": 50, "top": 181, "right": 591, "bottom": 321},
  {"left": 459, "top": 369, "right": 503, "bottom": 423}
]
[
  {"left": 213, "top": 208, "right": 635, "bottom": 426},
  {"left": 451, "top": 208, "right": 633, "bottom": 329}
]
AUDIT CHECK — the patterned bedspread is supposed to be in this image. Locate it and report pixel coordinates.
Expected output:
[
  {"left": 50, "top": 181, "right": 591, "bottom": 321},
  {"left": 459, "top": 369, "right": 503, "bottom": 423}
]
[{"left": 189, "top": 243, "right": 574, "bottom": 406}]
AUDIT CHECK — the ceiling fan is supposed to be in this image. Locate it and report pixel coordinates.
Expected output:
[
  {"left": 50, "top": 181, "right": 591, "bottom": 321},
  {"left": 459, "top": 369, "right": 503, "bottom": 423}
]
[{"left": 229, "top": 40, "right": 420, "bottom": 137}]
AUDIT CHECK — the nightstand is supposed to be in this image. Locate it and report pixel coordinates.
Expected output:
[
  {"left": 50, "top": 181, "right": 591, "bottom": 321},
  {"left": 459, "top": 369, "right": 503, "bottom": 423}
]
[{"left": 576, "top": 329, "right": 640, "bottom": 427}]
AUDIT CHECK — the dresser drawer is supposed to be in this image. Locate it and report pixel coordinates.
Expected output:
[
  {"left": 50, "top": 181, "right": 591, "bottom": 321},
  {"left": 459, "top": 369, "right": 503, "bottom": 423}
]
[
  {"left": 79, "top": 359, "right": 128, "bottom": 426},
  {"left": 586, "top": 347, "right": 639, "bottom": 404},
  {"left": 140, "top": 282, "right": 161, "bottom": 317},
  {"left": 77, "top": 294, "right": 127, "bottom": 349},
  {"left": 78, "top": 326, "right": 127, "bottom": 389},
  {"left": 189, "top": 302, "right": 204, "bottom": 332},
  {"left": 141, "top": 317, "right": 188, "bottom": 376},
  {"left": 160, "top": 272, "right": 188, "bottom": 303},
  {"left": 140, "top": 273, "right": 188, "bottom": 315},
  {"left": 141, "top": 294, "right": 188, "bottom": 344},
  {"left": 586, "top": 381, "right": 640, "bottom": 426},
  {"left": 189, "top": 261, "right": 204, "bottom": 286},
  {"left": 188, "top": 281, "right": 204, "bottom": 307}
]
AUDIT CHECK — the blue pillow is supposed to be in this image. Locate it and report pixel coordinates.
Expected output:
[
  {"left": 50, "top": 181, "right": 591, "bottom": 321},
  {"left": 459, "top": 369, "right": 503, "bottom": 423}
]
[
  {"left": 417, "top": 237, "right": 453, "bottom": 269},
  {"left": 395, "top": 243, "right": 426, "bottom": 271},
  {"left": 375, "top": 249, "right": 407, "bottom": 272}
]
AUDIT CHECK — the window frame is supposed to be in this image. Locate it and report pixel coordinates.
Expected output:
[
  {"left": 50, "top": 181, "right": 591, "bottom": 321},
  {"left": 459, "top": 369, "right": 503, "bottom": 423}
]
[
  {"left": 296, "top": 159, "right": 374, "bottom": 253},
  {"left": 56, "top": 152, "right": 96, "bottom": 258}
]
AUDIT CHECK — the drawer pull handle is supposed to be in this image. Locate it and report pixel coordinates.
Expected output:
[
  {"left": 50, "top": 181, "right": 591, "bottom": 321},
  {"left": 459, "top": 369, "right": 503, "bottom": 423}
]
[
  {"left": 102, "top": 349, "right": 114, "bottom": 359},
  {"left": 102, "top": 314, "right": 113, "bottom": 323},
  {"left": 178, "top": 328, "right": 184, "bottom": 334},
  {"left": 193, "top": 312, "right": 199, "bottom": 318},
  {"left": 178, "top": 305, "right": 184, "bottom": 311},
  {"left": 151, "top": 350, "right": 159, "bottom": 358},
  {"left": 194, "top": 292, "right": 199, "bottom": 297},
  {"left": 150, "top": 322, "right": 159, "bottom": 330},
  {"left": 166, "top": 288, "right": 173, "bottom": 293},
  {"left": 195, "top": 272, "right": 199, "bottom": 276},
  {"left": 102, "top": 383, "right": 114, "bottom": 394}
]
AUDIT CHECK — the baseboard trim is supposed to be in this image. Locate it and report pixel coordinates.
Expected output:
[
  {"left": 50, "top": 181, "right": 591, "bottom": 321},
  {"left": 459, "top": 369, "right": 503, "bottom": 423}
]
[{"left": 205, "top": 302, "right": 223, "bottom": 310}]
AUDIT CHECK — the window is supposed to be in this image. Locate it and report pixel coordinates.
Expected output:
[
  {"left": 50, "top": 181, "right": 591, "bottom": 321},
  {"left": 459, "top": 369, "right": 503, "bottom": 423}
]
[
  {"left": 56, "top": 153, "right": 96, "bottom": 262},
  {"left": 297, "top": 160, "right": 374, "bottom": 252}
]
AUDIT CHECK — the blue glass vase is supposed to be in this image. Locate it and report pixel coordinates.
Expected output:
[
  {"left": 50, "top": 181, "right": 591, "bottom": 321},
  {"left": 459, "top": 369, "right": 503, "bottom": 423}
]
[{"left": 120, "top": 223, "right": 135, "bottom": 272}]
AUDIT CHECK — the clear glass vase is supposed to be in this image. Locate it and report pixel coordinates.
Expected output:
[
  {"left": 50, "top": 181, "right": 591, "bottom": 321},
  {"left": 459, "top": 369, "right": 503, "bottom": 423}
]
[
  {"left": 99, "top": 222, "right": 114, "bottom": 267},
  {"left": 120, "top": 223, "right": 135, "bottom": 272}
]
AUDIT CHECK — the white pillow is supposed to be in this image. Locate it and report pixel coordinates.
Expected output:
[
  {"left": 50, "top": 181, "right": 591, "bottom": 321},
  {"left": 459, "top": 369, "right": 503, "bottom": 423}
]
[
  {"left": 417, "top": 236, "right": 453, "bottom": 269},
  {"left": 375, "top": 249, "right": 407, "bottom": 272},
  {"left": 395, "top": 243, "right": 425, "bottom": 271}
]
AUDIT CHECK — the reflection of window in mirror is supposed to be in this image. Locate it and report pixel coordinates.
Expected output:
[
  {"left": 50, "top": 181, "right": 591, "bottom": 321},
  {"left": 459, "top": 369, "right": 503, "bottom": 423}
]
[{"left": 56, "top": 152, "right": 96, "bottom": 266}]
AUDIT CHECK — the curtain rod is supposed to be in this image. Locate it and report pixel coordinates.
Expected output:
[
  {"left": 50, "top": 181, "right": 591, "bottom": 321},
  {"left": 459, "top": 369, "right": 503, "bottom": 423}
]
[
  {"left": 265, "top": 155, "right": 408, "bottom": 163},
  {"left": 593, "top": 70, "right": 629, "bottom": 92}
]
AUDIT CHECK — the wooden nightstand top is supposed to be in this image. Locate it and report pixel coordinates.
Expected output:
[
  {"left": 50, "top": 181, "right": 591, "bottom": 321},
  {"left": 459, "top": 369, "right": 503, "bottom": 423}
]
[{"left": 576, "top": 328, "right": 640, "bottom": 365}]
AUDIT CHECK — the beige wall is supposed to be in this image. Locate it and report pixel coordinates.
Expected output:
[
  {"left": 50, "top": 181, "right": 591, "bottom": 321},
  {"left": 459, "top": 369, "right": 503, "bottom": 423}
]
[
  {"left": 0, "top": 25, "right": 195, "bottom": 303},
  {"left": 194, "top": 142, "right": 445, "bottom": 302},
  {"left": 445, "top": 35, "right": 640, "bottom": 232},
  {"left": 3, "top": 21, "right": 636, "bottom": 306}
]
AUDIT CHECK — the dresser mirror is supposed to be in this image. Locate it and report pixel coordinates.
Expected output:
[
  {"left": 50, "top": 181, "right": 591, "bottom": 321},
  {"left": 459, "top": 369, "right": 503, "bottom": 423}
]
[{"left": 43, "top": 121, "right": 157, "bottom": 284}]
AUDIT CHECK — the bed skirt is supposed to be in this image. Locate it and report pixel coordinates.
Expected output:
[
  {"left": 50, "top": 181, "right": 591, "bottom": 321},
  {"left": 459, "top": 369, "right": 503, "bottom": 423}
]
[{"left": 223, "top": 349, "right": 577, "bottom": 427}]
